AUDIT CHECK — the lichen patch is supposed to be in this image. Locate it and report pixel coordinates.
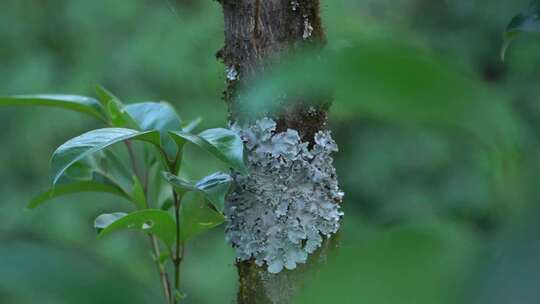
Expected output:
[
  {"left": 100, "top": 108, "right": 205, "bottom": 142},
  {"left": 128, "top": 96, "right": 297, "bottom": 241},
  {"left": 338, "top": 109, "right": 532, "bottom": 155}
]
[{"left": 226, "top": 118, "right": 344, "bottom": 274}]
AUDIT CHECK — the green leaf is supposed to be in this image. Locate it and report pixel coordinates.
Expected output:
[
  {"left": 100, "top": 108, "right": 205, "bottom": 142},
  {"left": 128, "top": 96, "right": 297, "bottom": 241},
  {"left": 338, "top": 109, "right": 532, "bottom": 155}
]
[
  {"left": 502, "top": 1, "right": 540, "bottom": 60},
  {"left": 50, "top": 128, "right": 161, "bottom": 185},
  {"left": 194, "top": 173, "right": 232, "bottom": 212},
  {"left": 181, "top": 117, "right": 202, "bottom": 133},
  {"left": 0, "top": 95, "right": 106, "bottom": 122},
  {"left": 125, "top": 102, "right": 182, "bottom": 133},
  {"left": 94, "top": 212, "right": 127, "bottom": 233},
  {"left": 98, "top": 209, "right": 176, "bottom": 247},
  {"left": 169, "top": 128, "right": 247, "bottom": 174},
  {"left": 131, "top": 176, "right": 147, "bottom": 209},
  {"left": 162, "top": 172, "right": 198, "bottom": 194},
  {"left": 27, "top": 182, "right": 128, "bottom": 210},
  {"left": 95, "top": 85, "right": 118, "bottom": 106},
  {"left": 163, "top": 172, "right": 232, "bottom": 212},
  {"left": 180, "top": 192, "right": 225, "bottom": 243},
  {"left": 125, "top": 102, "right": 183, "bottom": 158}
]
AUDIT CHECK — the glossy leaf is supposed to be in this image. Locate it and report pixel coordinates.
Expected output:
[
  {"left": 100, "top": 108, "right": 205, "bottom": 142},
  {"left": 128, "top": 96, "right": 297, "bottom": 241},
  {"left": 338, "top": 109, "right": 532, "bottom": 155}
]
[
  {"left": 169, "top": 128, "right": 247, "bottom": 174},
  {"left": 163, "top": 172, "right": 232, "bottom": 212},
  {"left": 125, "top": 102, "right": 182, "bottom": 133},
  {"left": 98, "top": 209, "right": 176, "bottom": 247},
  {"left": 180, "top": 192, "right": 225, "bottom": 243},
  {"left": 27, "top": 182, "right": 128, "bottom": 210},
  {"left": 94, "top": 212, "right": 127, "bottom": 233},
  {"left": 0, "top": 95, "right": 106, "bottom": 122},
  {"left": 50, "top": 128, "right": 161, "bottom": 185},
  {"left": 502, "top": 1, "right": 540, "bottom": 60},
  {"left": 125, "top": 102, "right": 183, "bottom": 158}
]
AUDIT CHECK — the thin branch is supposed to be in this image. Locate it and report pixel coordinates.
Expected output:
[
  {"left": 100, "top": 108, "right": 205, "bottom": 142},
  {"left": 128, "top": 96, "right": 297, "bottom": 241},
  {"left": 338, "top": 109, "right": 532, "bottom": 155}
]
[
  {"left": 149, "top": 235, "right": 174, "bottom": 304},
  {"left": 172, "top": 189, "right": 183, "bottom": 304}
]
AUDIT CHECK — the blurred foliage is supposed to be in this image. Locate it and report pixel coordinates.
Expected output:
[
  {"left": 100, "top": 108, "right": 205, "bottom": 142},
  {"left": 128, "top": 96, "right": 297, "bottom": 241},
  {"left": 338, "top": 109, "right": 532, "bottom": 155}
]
[{"left": 1, "top": 0, "right": 540, "bottom": 303}]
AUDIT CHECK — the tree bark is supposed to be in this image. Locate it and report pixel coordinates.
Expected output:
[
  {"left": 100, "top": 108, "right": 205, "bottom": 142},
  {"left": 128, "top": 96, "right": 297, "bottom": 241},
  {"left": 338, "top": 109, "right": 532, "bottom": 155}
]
[
  {"left": 217, "top": 0, "right": 329, "bottom": 140},
  {"left": 216, "top": 1, "right": 341, "bottom": 303}
]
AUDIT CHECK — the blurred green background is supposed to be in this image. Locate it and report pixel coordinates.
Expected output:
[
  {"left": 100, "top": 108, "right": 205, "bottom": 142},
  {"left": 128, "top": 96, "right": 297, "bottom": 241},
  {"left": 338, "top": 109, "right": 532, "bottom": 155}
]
[{"left": 1, "top": 0, "right": 540, "bottom": 303}]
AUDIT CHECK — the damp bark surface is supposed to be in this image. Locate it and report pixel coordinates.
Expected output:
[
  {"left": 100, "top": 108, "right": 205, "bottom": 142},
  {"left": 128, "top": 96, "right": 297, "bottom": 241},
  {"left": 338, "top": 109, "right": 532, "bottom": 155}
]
[{"left": 216, "top": 0, "right": 341, "bottom": 303}]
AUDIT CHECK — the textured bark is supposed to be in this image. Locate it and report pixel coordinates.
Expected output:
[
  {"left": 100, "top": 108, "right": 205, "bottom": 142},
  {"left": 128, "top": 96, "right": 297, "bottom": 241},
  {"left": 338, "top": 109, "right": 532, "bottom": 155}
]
[
  {"left": 216, "top": 0, "right": 338, "bottom": 303},
  {"left": 217, "top": 0, "right": 329, "bottom": 142}
]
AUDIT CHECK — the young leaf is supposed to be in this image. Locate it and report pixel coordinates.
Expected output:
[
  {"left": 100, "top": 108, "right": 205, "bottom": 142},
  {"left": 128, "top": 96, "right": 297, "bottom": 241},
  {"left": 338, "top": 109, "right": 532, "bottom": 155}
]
[
  {"left": 97, "top": 209, "right": 176, "bottom": 247},
  {"left": 95, "top": 85, "right": 119, "bottom": 106},
  {"left": 181, "top": 117, "right": 202, "bottom": 133},
  {"left": 94, "top": 212, "right": 127, "bottom": 233},
  {"left": 169, "top": 128, "right": 248, "bottom": 174},
  {"left": 502, "top": 1, "right": 540, "bottom": 60},
  {"left": 95, "top": 86, "right": 140, "bottom": 128},
  {"left": 163, "top": 172, "right": 232, "bottom": 212},
  {"left": 50, "top": 128, "right": 161, "bottom": 185},
  {"left": 180, "top": 192, "right": 225, "bottom": 243},
  {"left": 27, "top": 182, "right": 128, "bottom": 210},
  {"left": 107, "top": 100, "right": 139, "bottom": 128},
  {"left": 125, "top": 102, "right": 183, "bottom": 158},
  {"left": 0, "top": 95, "right": 106, "bottom": 122}
]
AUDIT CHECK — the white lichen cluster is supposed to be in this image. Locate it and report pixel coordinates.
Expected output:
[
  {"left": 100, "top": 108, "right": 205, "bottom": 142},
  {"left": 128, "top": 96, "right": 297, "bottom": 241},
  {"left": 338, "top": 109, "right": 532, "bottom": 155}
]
[
  {"left": 302, "top": 16, "right": 314, "bottom": 40},
  {"left": 290, "top": 0, "right": 299, "bottom": 11},
  {"left": 226, "top": 118, "right": 344, "bottom": 274},
  {"left": 226, "top": 65, "right": 238, "bottom": 81}
]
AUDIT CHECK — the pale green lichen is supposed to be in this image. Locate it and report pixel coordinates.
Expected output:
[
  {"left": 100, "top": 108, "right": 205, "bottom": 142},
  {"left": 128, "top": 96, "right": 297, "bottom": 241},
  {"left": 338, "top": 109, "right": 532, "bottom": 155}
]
[{"left": 226, "top": 118, "right": 343, "bottom": 274}]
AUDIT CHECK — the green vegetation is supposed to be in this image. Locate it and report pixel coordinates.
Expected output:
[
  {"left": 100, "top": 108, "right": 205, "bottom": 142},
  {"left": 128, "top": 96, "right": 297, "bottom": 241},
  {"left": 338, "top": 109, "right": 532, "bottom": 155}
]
[{"left": 2, "top": 0, "right": 540, "bottom": 303}]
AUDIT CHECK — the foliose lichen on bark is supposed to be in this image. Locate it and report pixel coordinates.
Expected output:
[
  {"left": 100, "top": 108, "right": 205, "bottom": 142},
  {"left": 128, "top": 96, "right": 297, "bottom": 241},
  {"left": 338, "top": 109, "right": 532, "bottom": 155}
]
[{"left": 225, "top": 118, "right": 344, "bottom": 274}]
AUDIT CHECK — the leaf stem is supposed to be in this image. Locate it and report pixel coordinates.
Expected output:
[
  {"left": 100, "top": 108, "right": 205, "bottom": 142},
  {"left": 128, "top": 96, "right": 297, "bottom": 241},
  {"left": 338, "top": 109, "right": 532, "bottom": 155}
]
[{"left": 172, "top": 189, "right": 183, "bottom": 303}]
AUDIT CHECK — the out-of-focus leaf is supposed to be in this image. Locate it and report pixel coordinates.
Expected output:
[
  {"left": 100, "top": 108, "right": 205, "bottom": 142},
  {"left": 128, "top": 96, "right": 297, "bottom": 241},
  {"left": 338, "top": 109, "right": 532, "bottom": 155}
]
[
  {"left": 471, "top": 205, "right": 540, "bottom": 304},
  {"left": 98, "top": 209, "right": 176, "bottom": 247},
  {"left": 125, "top": 102, "right": 183, "bottom": 158},
  {"left": 169, "top": 128, "right": 247, "bottom": 174},
  {"left": 50, "top": 128, "right": 161, "bottom": 185},
  {"left": 94, "top": 212, "right": 127, "bottom": 233},
  {"left": 182, "top": 117, "right": 202, "bottom": 133},
  {"left": 295, "top": 221, "right": 477, "bottom": 304},
  {"left": 180, "top": 192, "right": 225, "bottom": 243},
  {"left": 243, "top": 40, "right": 522, "bottom": 154},
  {"left": 0, "top": 94, "right": 106, "bottom": 122},
  {"left": 27, "top": 182, "right": 128, "bottom": 209},
  {"left": 0, "top": 237, "right": 153, "bottom": 304},
  {"left": 163, "top": 172, "right": 231, "bottom": 212},
  {"left": 502, "top": 1, "right": 540, "bottom": 60},
  {"left": 131, "top": 176, "right": 147, "bottom": 209}
]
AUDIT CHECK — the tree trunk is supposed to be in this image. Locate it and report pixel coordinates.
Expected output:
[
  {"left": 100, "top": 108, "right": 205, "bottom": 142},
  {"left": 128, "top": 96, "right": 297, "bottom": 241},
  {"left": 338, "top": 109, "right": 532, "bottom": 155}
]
[{"left": 216, "top": 1, "right": 343, "bottom": 303}]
